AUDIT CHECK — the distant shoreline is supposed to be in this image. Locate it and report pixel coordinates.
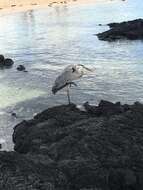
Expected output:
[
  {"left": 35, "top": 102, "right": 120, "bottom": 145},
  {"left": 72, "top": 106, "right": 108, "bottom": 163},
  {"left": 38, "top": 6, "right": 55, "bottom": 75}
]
[{"left": 0, "top": 0, "right": 109, "bottom": 15}]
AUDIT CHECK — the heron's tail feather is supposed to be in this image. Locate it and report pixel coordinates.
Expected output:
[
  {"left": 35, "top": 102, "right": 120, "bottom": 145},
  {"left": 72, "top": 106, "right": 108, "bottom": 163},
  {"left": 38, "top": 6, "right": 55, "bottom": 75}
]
[{"left": 52, "top": 83, "right": 67, "bottom": 94}]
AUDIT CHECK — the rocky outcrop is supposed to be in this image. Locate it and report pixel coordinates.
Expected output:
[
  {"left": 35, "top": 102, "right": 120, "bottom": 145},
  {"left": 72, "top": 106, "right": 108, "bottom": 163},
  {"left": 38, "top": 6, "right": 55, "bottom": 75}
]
[
  {"left": 97, "top": 19, "right": 143, "bottom": 41},
  {"left": 1, "top": 100, "right": 143, "bottom": 189}
]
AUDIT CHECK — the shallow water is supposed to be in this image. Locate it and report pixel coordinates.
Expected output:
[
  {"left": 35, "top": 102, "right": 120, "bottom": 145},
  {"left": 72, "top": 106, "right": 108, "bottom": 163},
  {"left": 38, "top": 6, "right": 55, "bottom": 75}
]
[{"left": 0, "top": 0, "right": 143, "bottom": 150}]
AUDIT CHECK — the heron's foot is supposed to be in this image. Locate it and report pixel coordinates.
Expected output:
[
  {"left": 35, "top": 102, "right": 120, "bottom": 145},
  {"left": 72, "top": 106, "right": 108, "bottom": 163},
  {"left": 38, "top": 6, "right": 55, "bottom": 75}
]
[{"left": 68, "top": 82, "right": 77, "bottom": 87}]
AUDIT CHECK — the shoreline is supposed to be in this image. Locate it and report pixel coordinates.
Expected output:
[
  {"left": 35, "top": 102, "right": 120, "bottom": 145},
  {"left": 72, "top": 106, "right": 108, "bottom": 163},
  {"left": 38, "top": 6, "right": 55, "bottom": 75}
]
[{"left": 0, "top": 0, "right": 110, "bottom": 15}]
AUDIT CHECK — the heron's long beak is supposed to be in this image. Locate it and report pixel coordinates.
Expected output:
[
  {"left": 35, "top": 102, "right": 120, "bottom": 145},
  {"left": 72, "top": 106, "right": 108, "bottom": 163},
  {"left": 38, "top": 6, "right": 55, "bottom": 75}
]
[
  {"left": 82, "top": 65, "right": 94, "bottom": 72},
  {"left": 84, "top": 66, "right": 93, "bottom": 72}
]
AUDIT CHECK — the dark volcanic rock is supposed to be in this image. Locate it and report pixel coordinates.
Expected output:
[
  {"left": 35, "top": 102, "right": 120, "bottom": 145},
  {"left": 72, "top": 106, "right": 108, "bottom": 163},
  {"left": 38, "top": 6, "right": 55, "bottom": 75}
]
[
  {"left": 97, "top": 19, "right": 143, "bottom": 41},
  {"left": 0, "top": 54, "right": 4, "bottom": 63},
  {"left": 17, "top": 65, "right": 26, "bottom": 71},
  {"left": 4, "top": 58, "right": 14, "bottom": 67},
  {"left": 0, "top": 151, "right": 67, "bottom": 190},
  {"left": 0, "top": 54, "right": 5, "bottom": 67},
  {"left": 13, "top": 104, "right": 89, "bottom": 154},
  {"left": 10, "top": 101, "right": 143, "bottom": 189},
  {"left": 84, "top": 100, "right": 124, "bottom": 116},
  {"left": 0, "top": 101, "right": 143, "bottom": 189}
]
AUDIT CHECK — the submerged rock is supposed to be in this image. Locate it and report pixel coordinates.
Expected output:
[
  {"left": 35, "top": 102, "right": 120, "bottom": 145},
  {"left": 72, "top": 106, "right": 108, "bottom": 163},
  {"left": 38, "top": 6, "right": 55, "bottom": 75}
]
[
  {"left": 17, "top": 65, "right": 26, "bottom": 71},
  {"left": 97, "top": 19, "right": 143, "bottom": 41},
  {"left": 8, "top": 101, "right": 143, "bottom": 189}
]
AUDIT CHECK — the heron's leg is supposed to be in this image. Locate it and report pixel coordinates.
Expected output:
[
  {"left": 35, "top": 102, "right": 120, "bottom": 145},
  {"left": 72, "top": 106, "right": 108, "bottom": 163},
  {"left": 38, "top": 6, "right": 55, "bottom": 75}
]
[{"left": 66, "top": 85, "right": 71, "bottom": 105}]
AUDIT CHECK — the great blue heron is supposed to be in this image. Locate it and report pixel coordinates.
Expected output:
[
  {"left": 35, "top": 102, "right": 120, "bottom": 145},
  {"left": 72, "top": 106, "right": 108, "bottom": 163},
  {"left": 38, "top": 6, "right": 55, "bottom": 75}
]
[{"left": 52, "top": 64, "right": 92, "bottom": 104}]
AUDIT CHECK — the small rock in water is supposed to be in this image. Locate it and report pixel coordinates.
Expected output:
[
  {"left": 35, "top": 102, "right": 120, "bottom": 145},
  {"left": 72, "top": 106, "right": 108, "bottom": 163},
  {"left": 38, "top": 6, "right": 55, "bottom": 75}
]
[
  {"left": 17, "top": 65, "right": 26, "bottom": 71},
  {"left": 4, "top": 58, "right": 14, "bottom": 67}
]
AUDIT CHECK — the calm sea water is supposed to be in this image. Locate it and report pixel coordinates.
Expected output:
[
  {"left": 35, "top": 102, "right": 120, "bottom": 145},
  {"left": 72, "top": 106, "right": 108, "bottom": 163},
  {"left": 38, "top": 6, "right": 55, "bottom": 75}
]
[{"left": 0, "top": 0, "right": 143, "bottom": 150}]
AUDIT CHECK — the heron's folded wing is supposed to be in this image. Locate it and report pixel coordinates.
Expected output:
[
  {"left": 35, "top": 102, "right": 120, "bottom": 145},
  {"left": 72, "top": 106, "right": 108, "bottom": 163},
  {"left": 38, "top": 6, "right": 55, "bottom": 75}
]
[{"left": 52, "top": 67, "right": 81, "bottom": 94}]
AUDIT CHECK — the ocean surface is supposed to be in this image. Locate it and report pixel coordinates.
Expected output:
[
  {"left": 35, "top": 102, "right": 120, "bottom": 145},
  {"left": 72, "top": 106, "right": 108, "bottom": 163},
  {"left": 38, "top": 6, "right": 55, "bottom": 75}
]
[{"left": 0, "top": 0, "right": 143, "bottom": 150}]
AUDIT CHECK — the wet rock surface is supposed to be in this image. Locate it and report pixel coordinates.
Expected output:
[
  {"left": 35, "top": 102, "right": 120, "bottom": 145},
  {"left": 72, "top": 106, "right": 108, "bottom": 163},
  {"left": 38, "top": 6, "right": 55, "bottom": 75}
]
[
  {"left": 1, "top": 100, "right": 143, "bottom": 189},
  {"left": 97, "top": 19, "right": 143, "bottom": 41}
]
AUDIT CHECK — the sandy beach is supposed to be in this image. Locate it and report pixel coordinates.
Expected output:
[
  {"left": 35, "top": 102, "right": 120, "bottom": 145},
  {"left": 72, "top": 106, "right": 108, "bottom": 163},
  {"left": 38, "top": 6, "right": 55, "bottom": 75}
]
[
  {"left": 0, "top": 0, "right": 107, "bottom": 14},
  {"left": 0, "top": 0, "right": 69, "bottom": 13}
]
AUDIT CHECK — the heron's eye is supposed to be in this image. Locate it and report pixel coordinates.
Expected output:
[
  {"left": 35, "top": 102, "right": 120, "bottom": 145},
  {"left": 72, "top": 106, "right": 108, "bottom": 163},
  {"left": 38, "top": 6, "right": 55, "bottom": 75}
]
[{"left": 72, "top": 67, "right": 76, "bottom": 72}]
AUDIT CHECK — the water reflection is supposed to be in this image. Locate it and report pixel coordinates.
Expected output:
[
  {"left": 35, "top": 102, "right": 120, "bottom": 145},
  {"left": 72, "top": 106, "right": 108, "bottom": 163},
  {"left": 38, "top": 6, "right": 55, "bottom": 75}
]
[{"left": 22, "top": 9, "right": 35, "bottom": 27}]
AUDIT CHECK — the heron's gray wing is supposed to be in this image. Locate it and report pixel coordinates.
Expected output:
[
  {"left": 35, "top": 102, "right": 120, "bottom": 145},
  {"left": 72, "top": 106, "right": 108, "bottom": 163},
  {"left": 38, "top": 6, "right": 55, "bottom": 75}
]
[{"left": 52, "top": 66, "right": 82, "bottom": 94}]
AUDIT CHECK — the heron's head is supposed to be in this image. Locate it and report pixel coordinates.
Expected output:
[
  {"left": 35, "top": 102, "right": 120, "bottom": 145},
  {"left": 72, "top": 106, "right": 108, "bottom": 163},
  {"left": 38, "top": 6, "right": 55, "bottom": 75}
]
[{"left": 76, "top": 64, "right": 93, "bottom": 74}]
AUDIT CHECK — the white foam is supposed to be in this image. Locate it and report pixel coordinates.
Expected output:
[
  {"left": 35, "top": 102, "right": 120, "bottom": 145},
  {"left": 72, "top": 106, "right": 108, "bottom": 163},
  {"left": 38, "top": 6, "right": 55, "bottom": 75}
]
[
  {"left": 76, "top": 104, "right": 86, "bottom": 112},
  {"left": 0, "top": 139, "right": 6, "bottom": 144}
]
